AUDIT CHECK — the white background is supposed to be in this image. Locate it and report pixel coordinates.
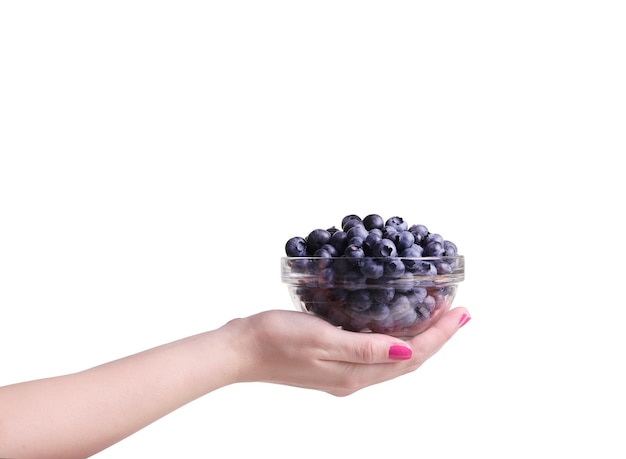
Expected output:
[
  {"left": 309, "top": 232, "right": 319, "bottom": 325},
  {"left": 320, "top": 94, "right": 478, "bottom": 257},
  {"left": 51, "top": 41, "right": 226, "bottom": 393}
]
[{"left": 1, "top": 1, "right": 625, "bottom": 457}]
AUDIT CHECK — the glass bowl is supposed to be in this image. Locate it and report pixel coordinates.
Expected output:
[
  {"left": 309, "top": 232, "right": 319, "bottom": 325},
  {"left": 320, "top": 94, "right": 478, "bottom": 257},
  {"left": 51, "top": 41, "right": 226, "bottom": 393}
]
[{"left": 281, "top": 255, "right": 464, "bottom": 339}]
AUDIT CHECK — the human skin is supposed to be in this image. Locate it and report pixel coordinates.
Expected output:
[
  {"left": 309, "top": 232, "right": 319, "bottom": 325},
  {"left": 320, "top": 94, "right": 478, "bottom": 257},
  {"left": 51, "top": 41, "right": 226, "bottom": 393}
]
[{"left": 0, "top": 307, "right": 470, "bottom": 459}]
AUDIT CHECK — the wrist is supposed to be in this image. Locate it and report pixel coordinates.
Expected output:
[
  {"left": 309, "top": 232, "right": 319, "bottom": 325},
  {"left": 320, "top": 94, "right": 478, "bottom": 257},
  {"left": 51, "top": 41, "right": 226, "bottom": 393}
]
[
  {"left": 217, "top": 314, "right": 274, "bottom": 385},
  {"left": 207, "top": 317, "right": 258, "bottom": 386}
]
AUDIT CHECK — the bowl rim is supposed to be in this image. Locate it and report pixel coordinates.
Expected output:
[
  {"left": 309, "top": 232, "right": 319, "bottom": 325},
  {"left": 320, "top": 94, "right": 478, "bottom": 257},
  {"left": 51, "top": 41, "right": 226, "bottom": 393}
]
[
  {"left": 281, "top": 255, "right": 464, "bottom": 261},
  {"left": 281, "top": 255, "right": 464, "bottom": 286}
]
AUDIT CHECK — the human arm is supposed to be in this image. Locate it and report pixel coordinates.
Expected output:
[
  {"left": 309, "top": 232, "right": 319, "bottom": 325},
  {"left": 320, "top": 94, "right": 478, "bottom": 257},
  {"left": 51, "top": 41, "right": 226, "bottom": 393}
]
[{"left": 0, "top": 307, "right": 470, "bottom": 459}]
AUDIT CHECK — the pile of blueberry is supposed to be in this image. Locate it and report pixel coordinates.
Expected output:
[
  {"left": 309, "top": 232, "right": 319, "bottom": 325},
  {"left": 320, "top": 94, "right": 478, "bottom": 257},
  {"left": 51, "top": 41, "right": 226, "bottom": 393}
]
[{"left": 282, "top": 214, "right": 463, "bottom": 336}]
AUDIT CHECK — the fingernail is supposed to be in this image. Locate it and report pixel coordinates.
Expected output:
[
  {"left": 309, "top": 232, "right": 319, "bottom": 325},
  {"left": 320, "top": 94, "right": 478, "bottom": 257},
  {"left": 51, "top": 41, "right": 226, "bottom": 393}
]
[
  {"left": 389, "top": 345, "right": 412, "bottom": 360},
  {"left": 458, "top": 313, "right": 471, "bottom": 328}
]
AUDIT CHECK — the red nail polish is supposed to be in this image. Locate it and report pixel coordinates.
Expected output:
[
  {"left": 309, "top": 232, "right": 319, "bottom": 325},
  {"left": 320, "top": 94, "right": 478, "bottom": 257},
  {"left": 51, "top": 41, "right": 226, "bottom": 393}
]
[
  {"left": 389, "top": 345, "right": 412, "bottom": 360},
  {"left": 458, "top": 313, "right": 471, "bottom": 328}
]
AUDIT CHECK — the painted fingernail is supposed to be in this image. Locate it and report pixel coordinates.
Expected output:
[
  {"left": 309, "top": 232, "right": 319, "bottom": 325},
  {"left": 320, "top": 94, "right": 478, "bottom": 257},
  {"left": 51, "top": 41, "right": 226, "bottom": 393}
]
[
  {"left": 458, "top": 313, "right": 471, "bottom": 328},
  {"left": 388, "top": 345, "right": 412, "bottom": 360}
]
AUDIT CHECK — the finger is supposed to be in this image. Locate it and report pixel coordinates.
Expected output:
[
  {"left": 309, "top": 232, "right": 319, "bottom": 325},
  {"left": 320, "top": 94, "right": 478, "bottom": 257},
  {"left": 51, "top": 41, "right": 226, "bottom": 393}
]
[
  {"left": 319, "top": 306, "right": 470, "bottom": 365},
  {"left": 408, "top": 306, "right": 471, "bottom": 363}
]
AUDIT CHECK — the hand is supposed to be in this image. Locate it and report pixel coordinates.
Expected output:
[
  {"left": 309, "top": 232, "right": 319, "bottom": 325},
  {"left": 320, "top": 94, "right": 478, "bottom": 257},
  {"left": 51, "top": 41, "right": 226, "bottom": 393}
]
[
  {"left": 227, "top": 307, "right": 471, "bottom": 396},
  {"left": 0, "top": 307, "right": 470, "bottom": 458}
]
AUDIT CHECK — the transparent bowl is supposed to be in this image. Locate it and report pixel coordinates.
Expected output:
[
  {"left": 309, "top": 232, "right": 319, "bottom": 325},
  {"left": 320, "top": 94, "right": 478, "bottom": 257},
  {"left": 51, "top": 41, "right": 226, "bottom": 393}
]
[{"left": 281, "top": 255, "right": 464, "bottom": 339}]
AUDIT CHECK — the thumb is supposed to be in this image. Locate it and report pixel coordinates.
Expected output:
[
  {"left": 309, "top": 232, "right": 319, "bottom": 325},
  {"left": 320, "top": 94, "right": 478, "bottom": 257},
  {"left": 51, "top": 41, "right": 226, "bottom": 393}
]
[
  {"left": 326, "top": 306, "right": 471, "bottom": 365},
  {"left": 326, "top": 330, "right": 414, "bottom": 364}
]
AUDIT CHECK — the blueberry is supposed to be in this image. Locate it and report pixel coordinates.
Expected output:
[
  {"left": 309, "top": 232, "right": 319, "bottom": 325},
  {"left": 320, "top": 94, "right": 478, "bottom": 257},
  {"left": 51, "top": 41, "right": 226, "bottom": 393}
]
[
  {"left": 343, "top": 244, "right": 365, "bottom": 261},
  {"left": 408, "top": 224, "right": 429, "bottom": 243},
  {"left": 419, "top": 295, "right": 437, "bottom": 314},
  {"left": 285, "top": 236, "right": 307, "bottom": 257},
  {"left": 429, "top": 287, "right": 452, "bottom": 301},
  {"left": 347, "top": 236, "right": 365, "bottom": 248},
  {"left": 382, "top": 226, "right": 399, "bottom": 240},
  {"left": 341, "top": 214, "right": 362, "bottom": 231},
  {"left": 400, "top": 244, "right": 424, "bottom": 258},
  {"left": 390, "top": 294, "right": 412, "bottom": 314},
  {"left": 363, "top": 231, "right": 382, "bottom": 255},
  {"left": 369, "top": 302, "right": 391, "bottom": 321},
  {"left": 435, "top": 260, "right": 453, "bottom": 274},
  {"left": 389, "top": 272, "right": 415, "bottom": 291},
  {"left": 413, "top": 261, "right": 437, "bottom": 276},
  {"left": 389, "top": 295, "right": 417, "bottom": 327},
  {"left": 340, "top": 270, "right": 368, "bottom": 290},
  {"left": 324, "top": 306, "right": 351, "bottom": 326},
  {"left": 330, "top": 230, "right": 349, "bottom": 254},
  {"left": 392, "top": 230, "right": 415, "bottom": 252},
  {"left": 362, "top": 214, "right": 385, "bottom": 231},
  {"left": 423, "top": 240, "right": 445, "bottom": 257},
  {"left": 372, "top": 287, "right": 395, "bottom": 304},
  {"left": 290, "top": 257, "right": 313, "bottom": 273},
  {"left": 343, "top": 317, "right": 371, "bottom": 332},
  {"left": 383, "top": 258, "right": 405, "bottom": 278},
  {"left": 406, "top": 287, "right": 428, "bottom": 305},
  {"left": 395, "top": 311, "right": 419, "bottom": 329},
  {"left": 346, "top": 289, "right": 373, "bottom": 311},
  {"left": 443, "top": 240, "right": 458, "bottom": 256},
  {"left": 423, "top": 232, "right": 444, "bottom": 246},
  {"left": 360, "top": 258, "right": 384, "bottom": 279},
  {"left": 313, "top": 246, "right": 332, "bottom": 258},
  {"left": 371, "top": 238, "right": 398, "bottom": 257},
  {"left": 385, "top": 216, "right": 408, "bottom": 232},
  {"left": 318, "top": 243, "right": 339, "bottom": 258},
  {"left": 306, "top": 229, "right": 332, "bottom": 254},
  {"left": 317, "top": 266, "right": 336, "bottom": 285},
  {"left": 313, "top": 248, "right": 335, "bottom": 270},
  {"left": 330, "top": 257, "right": 352, "bottom": 275},
  {"left": 346, "top": 224, "right": 369, "bottom": 242},
  {"left": 371, "top": 314, "right": 396, "bottom": 331}
]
